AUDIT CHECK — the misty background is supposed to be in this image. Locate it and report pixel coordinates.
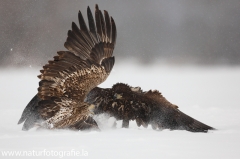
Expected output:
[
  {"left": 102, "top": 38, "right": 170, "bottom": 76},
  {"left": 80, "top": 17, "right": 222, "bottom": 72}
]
[
  {"left": 1, "top": 0, "right": 240, "bottom": 67},
  {"left": 1, "top": 1, "right": 240, "bottom": 157}
]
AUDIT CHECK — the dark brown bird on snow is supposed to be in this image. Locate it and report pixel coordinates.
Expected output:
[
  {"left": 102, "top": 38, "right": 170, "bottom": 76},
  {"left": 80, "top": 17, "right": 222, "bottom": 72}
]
[
  {"left": 18, "top": 5, "right": 117, "bottom": 131},
  {"left": 85, "top": 83, "right": 215, "bottom": 133}
]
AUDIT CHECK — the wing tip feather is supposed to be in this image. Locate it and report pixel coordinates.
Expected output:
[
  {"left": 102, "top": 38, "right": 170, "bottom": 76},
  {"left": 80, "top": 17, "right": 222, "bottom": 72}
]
[{"left": 101, "top": 56, "right": 115, "bottom": 73}]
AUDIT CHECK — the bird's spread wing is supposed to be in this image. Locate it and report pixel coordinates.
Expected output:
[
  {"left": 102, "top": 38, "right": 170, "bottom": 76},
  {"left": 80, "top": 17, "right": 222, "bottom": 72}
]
[
  {"left": 143, "top": 90, "right": 214, "bottom": 132},
  {"left": 18, "top": 5, "right": 117, "bottom": 130},
  {"left": 86, "top": 83, "right": 215, "bottom": 132},
  {"left": 38, "top": 5, "right": 116, "bottom": 102}
]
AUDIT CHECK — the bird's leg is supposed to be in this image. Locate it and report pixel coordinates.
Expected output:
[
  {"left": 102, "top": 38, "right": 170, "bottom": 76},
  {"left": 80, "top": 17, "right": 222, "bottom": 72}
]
[{"left": 122, "top": 119, "right": 129, "bottom": 128}]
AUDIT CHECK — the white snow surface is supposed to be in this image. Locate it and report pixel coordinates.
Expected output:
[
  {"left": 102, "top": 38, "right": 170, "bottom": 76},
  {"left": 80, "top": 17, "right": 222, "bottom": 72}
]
[{"left": 1, "top": 63, "right": 240, "bottom": 158}]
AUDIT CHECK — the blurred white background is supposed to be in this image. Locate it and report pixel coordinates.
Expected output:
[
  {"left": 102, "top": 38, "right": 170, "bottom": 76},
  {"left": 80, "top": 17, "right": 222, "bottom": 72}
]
[
  {"left": 1, "top": 0, "right": 240, "bottom": 67},
  {"left": 1, "top": 1, "right": 240, "bottom": 158}
]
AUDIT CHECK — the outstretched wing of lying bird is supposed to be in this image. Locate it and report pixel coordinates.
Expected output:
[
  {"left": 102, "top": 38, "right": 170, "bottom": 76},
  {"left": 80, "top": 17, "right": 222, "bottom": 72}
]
[
  {"left": 18, "top": 4, "right": 117, "bottom": 131},
  {"left": 85, "top": 83, "right": 215, "bottom": 133}
]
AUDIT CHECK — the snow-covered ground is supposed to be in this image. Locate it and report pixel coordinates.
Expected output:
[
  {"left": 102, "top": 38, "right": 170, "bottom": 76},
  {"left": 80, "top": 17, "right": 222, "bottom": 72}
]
[{"left": 1, "top": 63, "right": 240, "bottom": 159}]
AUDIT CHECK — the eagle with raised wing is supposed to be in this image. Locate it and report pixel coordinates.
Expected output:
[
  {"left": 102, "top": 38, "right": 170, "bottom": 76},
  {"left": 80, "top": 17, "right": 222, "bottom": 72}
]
[
  {"left": 85, "top": 83, "right": 215, "bottom": 133},
  {"left": 18, "top": 5, "right": 116, "bottom": 131}
]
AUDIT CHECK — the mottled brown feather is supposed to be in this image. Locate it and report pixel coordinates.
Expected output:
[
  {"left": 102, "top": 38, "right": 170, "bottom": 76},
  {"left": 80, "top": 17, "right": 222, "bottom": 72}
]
[
  {"left": 86, "top": 83, "right": 215, "bottom": 133},
  {"left": 144, "top": 90, "right": 179, "bottom": 109},
  {"left": 22, "top": 5, "right": 117, "bottom": 131}
]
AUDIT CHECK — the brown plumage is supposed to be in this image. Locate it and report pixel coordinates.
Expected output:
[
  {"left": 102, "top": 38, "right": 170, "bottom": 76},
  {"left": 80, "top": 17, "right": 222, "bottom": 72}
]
[
  {"left": 85, "top": 83, "right": 215, "bottom": 133},
  {"left": 18, "top": 5, "right": 214, "bottom": 133},
  {"left": 18, "top": 5, "right": 117, "bottom": 131}
]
